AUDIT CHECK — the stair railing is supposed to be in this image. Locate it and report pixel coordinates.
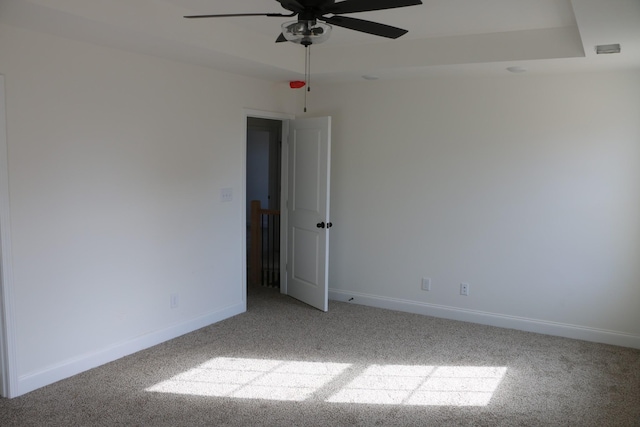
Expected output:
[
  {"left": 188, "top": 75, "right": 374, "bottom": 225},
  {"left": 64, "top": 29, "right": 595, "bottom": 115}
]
[{"left": 250, "top": 200, "right": 281, "bottom": 287}]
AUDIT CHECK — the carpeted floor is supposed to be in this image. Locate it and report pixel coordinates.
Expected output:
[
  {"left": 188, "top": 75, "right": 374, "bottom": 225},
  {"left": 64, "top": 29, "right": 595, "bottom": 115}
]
[{"left": 1, "top": 285, "right": 639, "bottom": 426}]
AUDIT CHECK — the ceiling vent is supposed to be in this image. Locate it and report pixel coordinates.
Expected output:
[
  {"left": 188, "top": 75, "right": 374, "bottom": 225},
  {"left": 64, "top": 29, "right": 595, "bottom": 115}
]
[
  {"left": 595, "top": 44, "right": 621, "bottom": 54},
  {"left": 506, "top": 66, "right": 527, "bottom": 73}
]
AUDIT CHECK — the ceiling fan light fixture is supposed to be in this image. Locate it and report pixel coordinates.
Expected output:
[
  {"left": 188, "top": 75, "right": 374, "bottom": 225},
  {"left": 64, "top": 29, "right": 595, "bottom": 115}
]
[{"left": 282, "top": 20, "right": 332, "bottom": 46}]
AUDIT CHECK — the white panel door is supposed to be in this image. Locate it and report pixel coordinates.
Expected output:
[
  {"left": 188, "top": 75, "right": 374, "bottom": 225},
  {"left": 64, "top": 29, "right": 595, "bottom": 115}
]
[{"left": 286, "top": 117, "right": 331, "bottom": 312}]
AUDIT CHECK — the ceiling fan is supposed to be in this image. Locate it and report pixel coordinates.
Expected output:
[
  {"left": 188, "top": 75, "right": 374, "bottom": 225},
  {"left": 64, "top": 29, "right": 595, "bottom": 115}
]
[{"left": 184, "top": 0, "right": 424, "bottom": 46}]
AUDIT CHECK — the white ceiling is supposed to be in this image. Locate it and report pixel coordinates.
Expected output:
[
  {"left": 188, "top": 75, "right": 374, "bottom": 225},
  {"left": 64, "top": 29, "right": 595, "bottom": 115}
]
[{"left": 1, "top": 0, "right": 639, "bottom": 82}]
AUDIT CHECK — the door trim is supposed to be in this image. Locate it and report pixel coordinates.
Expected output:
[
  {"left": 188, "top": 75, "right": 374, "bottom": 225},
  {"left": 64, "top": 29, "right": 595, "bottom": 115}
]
[
  {"left": 243, "top": 109, "right": 294, "bottom": 301},
  {"left": 0, "top": 75, "right": 18, "bottom": 398}
]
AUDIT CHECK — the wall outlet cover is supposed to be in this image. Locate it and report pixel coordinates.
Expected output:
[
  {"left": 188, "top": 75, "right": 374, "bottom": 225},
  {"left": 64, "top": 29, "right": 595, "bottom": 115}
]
[
  {"left": 460, "top": 283, "right": 469, "bottom": 296},
  {"left": 170, "top": 293, "right": 180, "bottom": 309},
  {"left": 221, "top": 188, "right": 233, "bottom": 202}
]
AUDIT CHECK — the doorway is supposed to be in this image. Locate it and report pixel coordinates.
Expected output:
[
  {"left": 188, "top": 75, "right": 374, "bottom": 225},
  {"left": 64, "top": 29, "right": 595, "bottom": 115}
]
[
  {"left": 242, "top": 110, "right": 332, "bottom": 312},
  {"left": 246, "top": 117, "right": 284, "bottom": 295}
]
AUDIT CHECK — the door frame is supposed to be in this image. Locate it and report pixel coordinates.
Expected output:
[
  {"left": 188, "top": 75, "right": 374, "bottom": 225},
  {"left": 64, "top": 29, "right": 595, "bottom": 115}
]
[
  {"left": 243, "top": 109, "right": 294, "bottom": 303},
  {"left": 0, "top": 75, "right": 18, "bottom": 398}
]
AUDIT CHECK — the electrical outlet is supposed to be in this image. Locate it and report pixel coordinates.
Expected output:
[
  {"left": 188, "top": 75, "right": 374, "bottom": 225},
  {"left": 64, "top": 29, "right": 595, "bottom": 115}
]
[
  {"left": 460, "top": 283, "right": 469, "bottom": 296},
  {"left": 220, "top": 187, "right": 233, "bottom": 202},
  {"left": 170, "top": 293, "right": 180, "bottom": 309},
  {"left": 421, "top": 277, "right": 431, "bottom": 291}
]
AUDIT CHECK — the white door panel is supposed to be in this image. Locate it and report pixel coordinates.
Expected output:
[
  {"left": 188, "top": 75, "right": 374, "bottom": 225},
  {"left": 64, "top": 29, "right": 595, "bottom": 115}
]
[
  {"left": 286, "top": 117, "right": 331, "bottom": 312},
  {"left": 291, "top": 228, "right": 319, "bottom": 285}
]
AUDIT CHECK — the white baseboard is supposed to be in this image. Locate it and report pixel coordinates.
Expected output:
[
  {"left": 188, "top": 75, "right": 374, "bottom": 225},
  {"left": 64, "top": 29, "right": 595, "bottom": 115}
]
[
  {"left": 17, "top": 302, "right": 245, "bottom": 397},
  {"left": 329, "top": 288, "right": 640, "bottom": 350}
]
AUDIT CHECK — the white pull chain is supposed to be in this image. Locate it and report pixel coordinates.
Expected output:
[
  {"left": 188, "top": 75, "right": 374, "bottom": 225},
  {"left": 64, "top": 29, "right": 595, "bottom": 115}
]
[{"left": 304, "top": 45, "right": 311, "bottom": 113}]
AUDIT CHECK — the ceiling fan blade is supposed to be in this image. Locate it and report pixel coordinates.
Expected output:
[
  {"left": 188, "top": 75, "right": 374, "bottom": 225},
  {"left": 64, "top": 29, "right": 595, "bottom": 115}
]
[
  {"left": 184, "top": 12, "right": 294, "bottom": 19},
  {"left": 326, "top": 0, "right": 422, "bottom": 15},
  {"left": 276, "top": 33, "right": 288, "bottom": 43},
  {"left": 275, "top": 0, "right": 305, "bottom": 13},
  {"left": 324, "top": 16, "right": 408, "bottom": 39}
]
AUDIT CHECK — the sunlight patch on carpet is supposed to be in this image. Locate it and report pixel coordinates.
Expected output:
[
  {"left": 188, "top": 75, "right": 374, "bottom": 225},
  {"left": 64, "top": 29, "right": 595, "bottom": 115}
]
[
  {"left": 146, "top": 357, "right": 351, "bottom": 401},
  {"left": 146, "top": 358, "right": 507, "bottom": 406},
  {"left": 327, "top": 365, "right": 507, "bottom": 406}
]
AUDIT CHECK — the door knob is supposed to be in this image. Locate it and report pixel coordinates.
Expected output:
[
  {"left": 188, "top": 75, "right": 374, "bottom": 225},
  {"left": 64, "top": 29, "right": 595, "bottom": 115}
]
[
  {"left": 327, "top": 222, "right": 333, "bottom": 229},
  {"left": 316, "top": 222, "right": 326, "bottom": 228}
]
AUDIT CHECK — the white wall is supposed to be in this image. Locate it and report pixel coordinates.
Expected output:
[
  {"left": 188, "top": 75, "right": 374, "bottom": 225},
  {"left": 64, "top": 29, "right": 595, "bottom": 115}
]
[
  {"left": 0, "top": 23, "right": 292, "bottom": 396},
  {"left": 311, "top": 71, "right": 640, "bottom": 348}
]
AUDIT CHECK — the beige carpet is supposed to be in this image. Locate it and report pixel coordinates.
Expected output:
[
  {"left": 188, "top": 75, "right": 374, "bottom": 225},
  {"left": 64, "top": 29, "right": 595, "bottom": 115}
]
[{"left": 1, "top": 284, "right": 639, "bottom": 426}]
